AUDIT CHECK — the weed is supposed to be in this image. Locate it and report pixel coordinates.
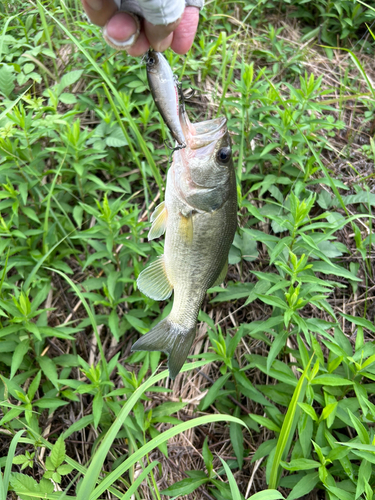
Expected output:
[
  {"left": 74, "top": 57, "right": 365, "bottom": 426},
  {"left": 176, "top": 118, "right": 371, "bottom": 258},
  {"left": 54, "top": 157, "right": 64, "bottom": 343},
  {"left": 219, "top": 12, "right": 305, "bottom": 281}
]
[{"left": 1, "top": 1, "right": 375, "bottom": 499}]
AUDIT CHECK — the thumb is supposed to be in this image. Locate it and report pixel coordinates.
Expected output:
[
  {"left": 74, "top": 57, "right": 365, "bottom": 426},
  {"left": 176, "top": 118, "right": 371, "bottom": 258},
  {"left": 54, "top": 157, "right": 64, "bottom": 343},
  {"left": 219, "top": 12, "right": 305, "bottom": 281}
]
[{"left": 81, "top": 0, "right": 118, "bottom": 26}]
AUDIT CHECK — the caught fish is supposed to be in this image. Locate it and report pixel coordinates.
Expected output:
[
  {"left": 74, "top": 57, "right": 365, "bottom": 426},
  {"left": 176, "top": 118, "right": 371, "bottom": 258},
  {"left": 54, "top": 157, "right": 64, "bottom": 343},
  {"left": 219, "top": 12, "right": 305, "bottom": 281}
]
[
  {"left": 131, "top": 106, "right": 237, "bottom": 379},
  {"left": 146, "top": 49, "right": 186, "bottom": 149}
]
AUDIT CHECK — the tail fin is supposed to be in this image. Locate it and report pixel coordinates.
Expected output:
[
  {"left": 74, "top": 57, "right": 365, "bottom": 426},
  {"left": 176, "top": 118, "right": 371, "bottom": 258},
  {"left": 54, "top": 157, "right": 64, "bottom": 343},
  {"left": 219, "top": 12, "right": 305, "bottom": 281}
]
[{"left": 131, "top": 317, "right": 196, "bottom": 379}]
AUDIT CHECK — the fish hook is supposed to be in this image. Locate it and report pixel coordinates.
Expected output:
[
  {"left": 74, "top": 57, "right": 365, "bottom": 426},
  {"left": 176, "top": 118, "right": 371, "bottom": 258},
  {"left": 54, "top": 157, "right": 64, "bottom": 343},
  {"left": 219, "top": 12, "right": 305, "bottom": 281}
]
[
  {"left": 164, "top": 139, "right": 186, "bottom": 163},
  {"left": 183, "top": 88, "right": 196, "bottom": 100}
]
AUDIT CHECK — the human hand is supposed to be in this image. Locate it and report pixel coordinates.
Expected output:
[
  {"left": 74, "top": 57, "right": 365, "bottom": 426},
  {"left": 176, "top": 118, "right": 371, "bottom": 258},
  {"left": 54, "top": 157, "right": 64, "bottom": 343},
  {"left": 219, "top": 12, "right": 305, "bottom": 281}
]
[{"left": 80, "top": 0, "right": 201, "bottom": 56}]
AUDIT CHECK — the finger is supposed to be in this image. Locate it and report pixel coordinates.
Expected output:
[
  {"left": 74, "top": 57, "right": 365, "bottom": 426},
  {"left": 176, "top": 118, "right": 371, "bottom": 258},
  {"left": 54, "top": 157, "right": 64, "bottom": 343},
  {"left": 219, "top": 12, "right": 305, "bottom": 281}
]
[
  {"left": 170, "top": 6, "right": 199, "bottom": 55},
  {"left": 81, "top": 0, "right": 118, "bottom": 27},
  {"left": 126, "top": 30, "right": 150, "bottom": 56},
  {"left": 103, "top": 11, "right": 140, "bottom": 49},
  {"left": 144, "top": 18, "right": 181, "bottom": 52}
]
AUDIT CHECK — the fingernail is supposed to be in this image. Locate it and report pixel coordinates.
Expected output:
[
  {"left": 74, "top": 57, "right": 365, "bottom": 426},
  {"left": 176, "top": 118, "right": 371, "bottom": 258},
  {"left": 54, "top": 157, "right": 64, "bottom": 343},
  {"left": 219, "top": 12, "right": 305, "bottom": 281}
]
[
  {"left": 104, "top": 30, "right": 137, "bottom": 49},
  {"left": 103, "top": 12, "right": 141, "bottom": 50},
  {"left": 152, "top": 34, "right": 173, "bottom": 52},
  {"left": 86, "top": 0, "right": 103, "bottom": 11}
]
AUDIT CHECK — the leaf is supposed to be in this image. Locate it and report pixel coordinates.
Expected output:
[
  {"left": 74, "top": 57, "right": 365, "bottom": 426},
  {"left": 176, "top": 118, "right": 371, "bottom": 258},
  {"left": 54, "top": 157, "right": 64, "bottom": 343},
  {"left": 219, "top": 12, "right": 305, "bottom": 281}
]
[
  {"left": 269, "top": 356, "right": 313, "bottom": 489},
  {"left": 56, "top": 464, "right": 73, "bottom": 475},
  {"left": 338, "top": 442, "right": 375, "bottom": 452},
  {"left": 230, "top": 408, "right": 244, "bottom": 469},
  {"left": 0, "top": 66, "right": 15, "bottom": 97},
  {"left": 59, "top": 93, "right": 77, "bottom": 104},
  {"left": 37, "top": 355, "right": 59, "bottom": 390},
  {"left": 256, "top": 294, "right": 287, "bottom": 310},
  {"left": 341, "top": 314, "right": 375, "bottom": 333},
  {"left": 311, "top": 261, "right": 362, "bottom": 282},
  {"left": 57, "top": 69, "right": 83, "bottom": 95},
  {"left": 267, "top": 330, "right": 288, "bottom": 372},
  {"left": 252, "top": 439, "right": 277, "bottom": 462},
  {"left": 34, "top": 398, "right": 69, "bottom": 409},
  {"left": 249, "top": 414, "right": 281, "bottom": 433},
  {"left": 347, "top": 409, "right": 370, "bottom": 444},
  {"left": 202, "top": 437, "right": 213, "bottom": 476},
  {"left": 281, "top": 458, "right": 320, "bottom": 471},
  {"left": 249, "top": 491, "right": 285, "bottom": 500},
  {"left": 326, "top": 485, "right": 355, "bottom": 500},
  {"left": 10, "top": 472, "right": 38, "bottom": 497},
  {"left": 121, "top": 461, "right": 159, "bottom": 500},
  {"left": 298, "top": 402, "right": 318, "bottom": 421},
  {"left": 2, "top": 430, "right": 25, "bottom": 500},
  {"left": 93, "top": 392, "right": 104, "bottom": 429},
  {"left": 356, "top": 459, "right": 371, "bottom": 499},
  {"left": 50, "top": 436, "right": 66, "bottom": 469},
  {"left": 151, "top": 401, "right": 188, "bottom": 419},
  {"left": 219, "top": 458, "right": 241, "bottom": 500},
  {"left": 160, "top": 477, "right": 208, "bottom": 496},
  {"left": 105, "top": 127, "right": 128, "bottom": 147},
  {"left": 311, "top": 375, "right": 353, "bottom": 386},
  {"left": 21, "top": 206, "right": 40, "bottom": 224},
  {"left": 199, "top": 373, "right": 231, "bottom": 411},
  {"left": 10, "top": 340, "right": 30, "bottom": 379},
  {"left": 286, "top": 472, "right": 319, "bottom": 500}
]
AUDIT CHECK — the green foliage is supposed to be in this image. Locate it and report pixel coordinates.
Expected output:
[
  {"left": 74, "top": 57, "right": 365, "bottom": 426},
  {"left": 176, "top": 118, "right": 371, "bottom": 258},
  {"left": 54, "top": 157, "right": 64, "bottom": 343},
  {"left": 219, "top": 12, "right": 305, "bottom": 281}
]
[{"left": 1, "top": 1, "right": 375, "bottom": 500}]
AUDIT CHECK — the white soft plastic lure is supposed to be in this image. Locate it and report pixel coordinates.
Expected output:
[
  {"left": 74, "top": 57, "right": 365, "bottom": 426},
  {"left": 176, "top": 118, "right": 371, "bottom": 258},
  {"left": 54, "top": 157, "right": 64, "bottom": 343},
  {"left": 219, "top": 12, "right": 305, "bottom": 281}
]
[{"left": 146, "top": 49, "right": 186, "bottom": 149}]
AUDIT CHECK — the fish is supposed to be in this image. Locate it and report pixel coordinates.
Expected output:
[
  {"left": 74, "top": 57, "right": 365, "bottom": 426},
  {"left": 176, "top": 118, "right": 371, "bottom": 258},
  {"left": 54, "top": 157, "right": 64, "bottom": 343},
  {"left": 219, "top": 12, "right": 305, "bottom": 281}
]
[
  {"left": 131, "top": 105, "right": 237, "bottom": 379},
  {"left": 146, "top": 49, "right": 186, "bottom": 149}
]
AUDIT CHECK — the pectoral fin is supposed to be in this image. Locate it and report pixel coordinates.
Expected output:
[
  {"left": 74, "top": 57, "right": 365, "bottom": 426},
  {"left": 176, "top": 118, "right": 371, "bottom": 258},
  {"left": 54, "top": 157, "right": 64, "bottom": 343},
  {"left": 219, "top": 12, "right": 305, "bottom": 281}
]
[
  {"left": 151, "top": 202, "right": 165, "bottom": 222},
  {"left": 137, "top": 255, "right": 173, "bottom": 300},
  {"left": 149, "top": 202, "right": 168, "bottom": 241},
  {"left": 178, "top": 211, "right": 193, "bottom": 245},
  {"left": 213, "top": 261, "right": 228, "bottom": 286}
]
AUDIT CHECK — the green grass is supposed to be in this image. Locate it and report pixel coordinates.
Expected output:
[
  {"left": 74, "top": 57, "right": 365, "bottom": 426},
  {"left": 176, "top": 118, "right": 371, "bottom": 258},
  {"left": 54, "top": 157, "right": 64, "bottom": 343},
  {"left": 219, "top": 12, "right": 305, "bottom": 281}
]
[{"left": 1, "top": 0, "right": 375, "bottom": 499}]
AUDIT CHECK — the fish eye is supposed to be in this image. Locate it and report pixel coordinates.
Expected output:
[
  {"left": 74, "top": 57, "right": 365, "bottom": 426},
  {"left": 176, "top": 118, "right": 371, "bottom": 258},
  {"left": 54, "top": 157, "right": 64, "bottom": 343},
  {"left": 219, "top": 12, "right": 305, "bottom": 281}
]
[
  {"left": 148, "top": 56, "right": 155, "bottom": 65},
  {"left": 217, "top": 147, "right": 231, "bottom": 164}
]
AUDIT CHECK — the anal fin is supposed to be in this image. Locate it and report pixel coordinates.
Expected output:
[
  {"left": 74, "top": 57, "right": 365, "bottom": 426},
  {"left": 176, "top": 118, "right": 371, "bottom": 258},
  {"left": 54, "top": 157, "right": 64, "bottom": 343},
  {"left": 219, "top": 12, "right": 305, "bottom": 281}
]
[
  {"left": 149, "top": 202, "right": 168, "bottom": 241},
  {"left": 213, "top": 261, "right": 228, "bottom": 286},
  {"left": 137, "top": 255, "right": 173, "bottom": 300}
]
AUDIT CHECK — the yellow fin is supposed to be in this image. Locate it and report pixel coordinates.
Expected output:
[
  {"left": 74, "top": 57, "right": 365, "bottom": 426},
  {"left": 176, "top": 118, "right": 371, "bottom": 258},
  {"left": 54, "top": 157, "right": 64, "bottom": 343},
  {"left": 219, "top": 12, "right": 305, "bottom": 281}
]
[
  {"left": 148, "top": 202, "right": 168, "bottom": 241},
  {"left": 151, "top": 201, "right": 165, "bottom": 222},
  {"left": 213, "top": 261, "right": 228, "bottom": 286},
  {"left": 137, "top": 255, "right": 173, "bottom": 301},
  {"left": 178, "top": 211, "right": 193, "bottom": 245}
]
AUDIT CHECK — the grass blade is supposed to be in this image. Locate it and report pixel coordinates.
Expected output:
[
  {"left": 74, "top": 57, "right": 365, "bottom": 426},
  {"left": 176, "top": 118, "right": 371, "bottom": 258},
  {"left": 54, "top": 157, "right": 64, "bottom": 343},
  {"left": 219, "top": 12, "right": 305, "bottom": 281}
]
[
  {"left": 76, "top": 360, "right": 211, "bottom": 500},
  {"left": 34, "top": 0, "right": 163, "bottom": 194},
  {"left": 90, "top": 414, "right": 247, "bottom": 500},
  {"left": 120, "top": 461, "right": 159, "bottom": 500},
  {"left": 268, "top": 356, "right": 313, "bottom": 489},
  {"left": 1, "top": 430, "right": 25, "bottom": 500},
  {"left": 45, "top": 267, "right": 108, "bottom": 378},
  {"left": 219, "top": 457, "right": 241, "bottom": 500}
]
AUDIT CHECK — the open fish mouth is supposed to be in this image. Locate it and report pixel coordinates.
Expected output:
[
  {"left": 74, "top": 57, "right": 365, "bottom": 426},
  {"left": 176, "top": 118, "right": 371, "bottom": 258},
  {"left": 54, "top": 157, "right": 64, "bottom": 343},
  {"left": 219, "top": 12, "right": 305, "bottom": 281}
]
[{"left": 179, "top": 106, "right": 227, "bottom": 150}]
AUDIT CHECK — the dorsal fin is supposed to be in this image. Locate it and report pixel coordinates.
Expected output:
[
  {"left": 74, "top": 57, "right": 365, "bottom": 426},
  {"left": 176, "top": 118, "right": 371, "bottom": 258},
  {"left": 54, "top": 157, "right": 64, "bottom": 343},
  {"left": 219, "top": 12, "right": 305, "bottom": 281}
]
[
  {"left": 148, "top": 202, "right": 168, "bottom": 241},
  {"left": 137, "top": 255, "right": 173, "bottom": 300}
]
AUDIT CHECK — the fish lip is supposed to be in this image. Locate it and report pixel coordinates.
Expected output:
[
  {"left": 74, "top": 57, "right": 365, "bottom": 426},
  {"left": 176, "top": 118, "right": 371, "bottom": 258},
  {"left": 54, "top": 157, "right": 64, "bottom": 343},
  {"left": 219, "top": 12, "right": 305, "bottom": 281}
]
[{"left": 179, "top": 108, "right": 227, "bottom": 149}]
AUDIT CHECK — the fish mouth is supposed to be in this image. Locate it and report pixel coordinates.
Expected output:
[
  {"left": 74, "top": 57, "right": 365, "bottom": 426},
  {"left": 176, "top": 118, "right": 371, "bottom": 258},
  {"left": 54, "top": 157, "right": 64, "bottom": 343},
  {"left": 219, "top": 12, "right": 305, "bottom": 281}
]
[{"left": 179, "top": 106, "right": 227, "bottom": 150}]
